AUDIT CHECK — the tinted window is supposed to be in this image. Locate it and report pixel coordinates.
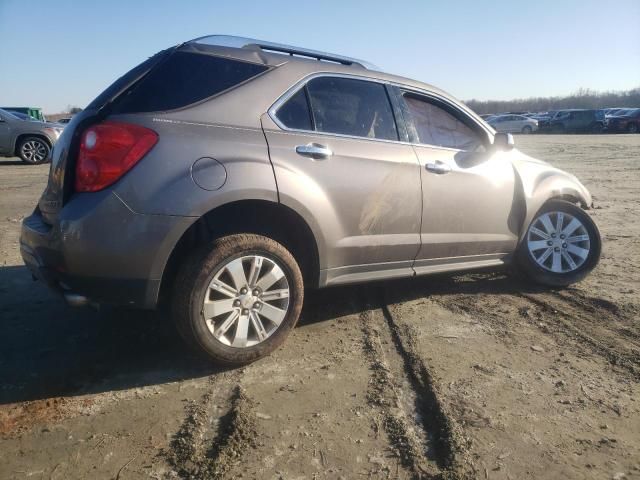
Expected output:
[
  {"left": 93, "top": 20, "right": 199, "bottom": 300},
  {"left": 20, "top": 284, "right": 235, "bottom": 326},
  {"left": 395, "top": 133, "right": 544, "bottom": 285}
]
[
  {"left": 88, "top": 48, "right": 172, "bottom": 110},
  {"left": 402, "top": 94, "right": 483, "bottom": 151},
  {"left": 276, "top": 88, "right": 312, "bottom": 130},
  {"left": 112, "top": 51, "right": 268, "bottom": 113},
  {"left": 306, "top": 77, "right": 398, "bottom": 141}
]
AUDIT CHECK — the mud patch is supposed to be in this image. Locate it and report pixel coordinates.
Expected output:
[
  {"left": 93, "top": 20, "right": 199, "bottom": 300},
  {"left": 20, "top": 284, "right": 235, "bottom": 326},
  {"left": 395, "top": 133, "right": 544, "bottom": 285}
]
[
  {"left": 0, "top": 397, "right": 93, "bottom": 437},
  {"left": 169, "top": 382, "right": 256, "bottom": 479}
]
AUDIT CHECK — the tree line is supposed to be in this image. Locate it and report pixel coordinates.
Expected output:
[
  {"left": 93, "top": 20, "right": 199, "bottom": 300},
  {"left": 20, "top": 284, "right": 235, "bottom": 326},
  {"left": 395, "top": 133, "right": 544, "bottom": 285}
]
[{"left": 465, "top": 87, "right": 640, "bottom": 114}]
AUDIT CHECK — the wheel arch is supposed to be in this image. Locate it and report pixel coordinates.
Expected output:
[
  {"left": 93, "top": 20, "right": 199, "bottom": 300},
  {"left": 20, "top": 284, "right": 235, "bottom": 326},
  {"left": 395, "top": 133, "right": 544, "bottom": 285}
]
[
  {"left": 158, "top": 199, "right": 321, "bottom": 306},
  {"left": 519, "top": 174, "right": 591, "bottom": 243},
  {"left": 13, "top": 133, "right": 53, "bottom": 156}
]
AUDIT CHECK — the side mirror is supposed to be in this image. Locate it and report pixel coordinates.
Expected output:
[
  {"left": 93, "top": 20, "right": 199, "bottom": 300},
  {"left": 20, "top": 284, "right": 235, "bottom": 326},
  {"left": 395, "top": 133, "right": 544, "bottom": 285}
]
[{"left": 493, "top": 132, "right": 514, "bottom": 151}]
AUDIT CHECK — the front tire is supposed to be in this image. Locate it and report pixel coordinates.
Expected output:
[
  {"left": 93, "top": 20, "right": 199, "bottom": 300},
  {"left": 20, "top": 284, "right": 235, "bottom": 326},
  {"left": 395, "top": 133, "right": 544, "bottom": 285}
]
[
  {"left": 628, "top": 123, "right": 639, "bottom": 134},
  {"left": 171, "top": 234, "right": 304, "bottom": 365},
  {"left": 521, "top": 125, "right": 533, "bottom": 134},
  {"left": 516, "top": 200, "right": 601, "bottom": 287},
  {"left": 18, "top": 137, "right": 50, "bottom": 164}
]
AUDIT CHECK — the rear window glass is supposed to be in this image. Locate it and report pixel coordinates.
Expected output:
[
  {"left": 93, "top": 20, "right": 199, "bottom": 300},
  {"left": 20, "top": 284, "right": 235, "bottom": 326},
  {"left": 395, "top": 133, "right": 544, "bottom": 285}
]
[
  {"left": 276, "top": 88, "right": 313, "bottom": 130},
  {"left": 112, "top": 51, "right": 268, "bottom": 113},
  {"left": 87, "top": 49, "right": 172, "bottom": 110}
]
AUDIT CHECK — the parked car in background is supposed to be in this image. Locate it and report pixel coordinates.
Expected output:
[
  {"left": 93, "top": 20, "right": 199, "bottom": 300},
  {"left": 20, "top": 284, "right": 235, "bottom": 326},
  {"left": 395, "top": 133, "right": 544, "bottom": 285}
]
[
  {"left": 0, "top": 108, "right": 63, "bottom": 163},
  {"left": 6, "top": 111, "right": 39, "bottom": 121},
  {"left": 549, "top": 109, "right": 604, "bottom": 133},
  {"left": 488, "top": 114, "right": 538, "bottom": 133},
  {"left": 605, "top": 108, "right": 640, "bottom": 133},
  {"left": 20, "top": 35, "right": 601, "bottom": 364},
  {"left": 1, "top": 106, "right": 46, "bottom": 122},
  {"left": 604, "top": 108, "right": 630, "bottom": 118},
  {"left": 57, "top": 118, "right": 72, "bottom": 124},
  {"left": 535, "top": 111, "right": 558, "bottom": 130}
]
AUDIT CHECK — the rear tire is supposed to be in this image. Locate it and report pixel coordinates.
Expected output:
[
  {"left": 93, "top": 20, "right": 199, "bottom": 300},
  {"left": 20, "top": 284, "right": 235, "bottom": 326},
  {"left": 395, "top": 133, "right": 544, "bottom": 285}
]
[
  {"left": 628, "top": 123, "right": 639, "bottom": 134},
  {"left": 516, "top": 200, "right": 601, "bottom": 287},
  {"left": 18, "top": 136, "right": 50, "bottom": 164},
  {"left": 171, "top": 233, "right": 304, "bottom": 365}
]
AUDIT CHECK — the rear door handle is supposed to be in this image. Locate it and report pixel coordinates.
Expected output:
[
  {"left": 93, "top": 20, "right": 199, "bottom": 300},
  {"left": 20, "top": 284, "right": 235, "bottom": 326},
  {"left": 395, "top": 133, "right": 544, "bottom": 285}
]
[
  {"left": 295, "top": 143, "right": 333, "bottom": 159},
  {"left": 425, "top": 161, "right": 451, "bottom": 174}
]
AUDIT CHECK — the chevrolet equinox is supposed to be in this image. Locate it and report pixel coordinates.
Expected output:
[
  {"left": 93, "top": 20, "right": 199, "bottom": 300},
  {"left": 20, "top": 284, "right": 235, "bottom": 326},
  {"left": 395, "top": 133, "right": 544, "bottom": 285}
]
[{"left": 20, "top": 36, "right": 601, "bottom": 364}]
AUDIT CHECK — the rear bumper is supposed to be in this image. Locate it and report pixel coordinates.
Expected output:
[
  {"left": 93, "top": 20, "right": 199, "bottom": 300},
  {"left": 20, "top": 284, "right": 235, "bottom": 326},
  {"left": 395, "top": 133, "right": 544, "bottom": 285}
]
[{"left": 20, "top": 191, "right": 194, "bottom": 308}]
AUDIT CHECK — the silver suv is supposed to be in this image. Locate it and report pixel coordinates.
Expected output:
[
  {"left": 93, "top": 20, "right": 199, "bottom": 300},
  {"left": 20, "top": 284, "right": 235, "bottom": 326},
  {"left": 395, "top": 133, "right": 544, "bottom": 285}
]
[
  {"left": 0, "top": 109, "right": 63, "bottom": 164},
  {"left": 20, "top": 36, "right": 601, "bottom": 364}
]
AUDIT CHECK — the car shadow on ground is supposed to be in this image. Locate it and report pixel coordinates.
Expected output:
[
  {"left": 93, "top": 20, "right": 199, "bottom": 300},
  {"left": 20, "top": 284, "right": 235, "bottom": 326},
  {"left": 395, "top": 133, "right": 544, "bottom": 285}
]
[
  {"left": 0, "top": 160, "right": 28, "bottom": 166},
  {"left": 0, "top": 264, "right": 550, "bottom": 405}
]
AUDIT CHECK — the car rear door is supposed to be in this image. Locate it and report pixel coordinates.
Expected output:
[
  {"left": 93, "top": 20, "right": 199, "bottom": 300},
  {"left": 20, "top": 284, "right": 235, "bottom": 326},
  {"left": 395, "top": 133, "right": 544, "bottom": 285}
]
[
  {"left": 261, "top": 75, "right": 422, "bottom": 285},
  {"left": 394, "top": 88, "right": 519, "bottom": 270},
  {"left": 0, "top": 112, "right": 12, "bottom": 153}
]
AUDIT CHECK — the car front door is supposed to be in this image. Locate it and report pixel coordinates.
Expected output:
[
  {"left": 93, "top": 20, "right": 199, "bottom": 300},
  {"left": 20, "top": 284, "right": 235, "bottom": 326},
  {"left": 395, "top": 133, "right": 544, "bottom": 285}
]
[
  {"left": 491, "top": 116, "right": 507, "bottom": 132},
  {"left": 512, "top": 115, "right": 526, "bottom": 132},
  {"left": 262, "top": 75, "right": 423, "bottom": 285},
  {"left": 394, "top": 88, "right": 519, "bottom": 272}
]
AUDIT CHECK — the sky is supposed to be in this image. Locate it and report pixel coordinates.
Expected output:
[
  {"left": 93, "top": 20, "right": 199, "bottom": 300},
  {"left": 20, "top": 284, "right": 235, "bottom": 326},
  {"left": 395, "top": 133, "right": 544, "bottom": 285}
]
[{"left": 1, "top": 0, "right": 639, "bottom": 113}]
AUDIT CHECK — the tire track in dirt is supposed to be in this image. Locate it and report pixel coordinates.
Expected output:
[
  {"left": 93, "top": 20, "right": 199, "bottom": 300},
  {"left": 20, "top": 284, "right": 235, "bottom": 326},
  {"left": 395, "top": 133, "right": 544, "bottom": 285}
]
[
  {"left": 423, "top": 273, "right": 639, "bottom": 380},
  {"left": 359, "top": 289, "right": 473, "bottom": 479},
  {"left": 359, "top": 308, "right": 438, "bottom": 478},
  {"left": 167, "top": 371, "right": 257, "bottom": 479},
  {"left": 518, "top": 291, "right": 640, "bottom": 379}
]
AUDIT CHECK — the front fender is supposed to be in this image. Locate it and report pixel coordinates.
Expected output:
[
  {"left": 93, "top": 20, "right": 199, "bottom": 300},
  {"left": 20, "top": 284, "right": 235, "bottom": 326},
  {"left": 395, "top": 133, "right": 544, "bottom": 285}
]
[{"left": 511, "top": 151, "right": 592, "bottom": 242}]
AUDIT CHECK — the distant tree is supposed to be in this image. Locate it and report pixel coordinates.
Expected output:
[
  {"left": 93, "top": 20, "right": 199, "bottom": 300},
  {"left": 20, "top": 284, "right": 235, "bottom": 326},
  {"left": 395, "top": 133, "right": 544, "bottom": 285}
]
[
  {"left": 465, "top": 87, "right": 640, "bottom": 114},
  {"left": 67, "top": 105, "right": 83, "bottom": 114}
]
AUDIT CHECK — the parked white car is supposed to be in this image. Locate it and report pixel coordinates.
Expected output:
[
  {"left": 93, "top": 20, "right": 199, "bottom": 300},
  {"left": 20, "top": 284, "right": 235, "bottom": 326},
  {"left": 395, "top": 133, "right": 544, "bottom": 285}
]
[{"left": 488, "top": 114, "right": 538, "bottom": 134}]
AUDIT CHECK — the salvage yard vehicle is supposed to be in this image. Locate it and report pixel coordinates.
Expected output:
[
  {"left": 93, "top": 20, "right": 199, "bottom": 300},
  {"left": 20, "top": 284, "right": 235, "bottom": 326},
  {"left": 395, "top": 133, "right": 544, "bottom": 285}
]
[
  {"left": 487, "top": 114, "right": 538, "bottom": 134},
  {"left": 549, "top": 109, "right": 605, "bottom": 133},
  {"left": 605, "top": 108, "right": 640, "bottom": 133},
  {"left": 20, "top": 35, "right": 601, "bottom": 364},
  {"left": 1, "top": 106, "right": 46, "bottom": 122},
  {"left": 0, "top": 108, "right": 63, "bottom": 164}
]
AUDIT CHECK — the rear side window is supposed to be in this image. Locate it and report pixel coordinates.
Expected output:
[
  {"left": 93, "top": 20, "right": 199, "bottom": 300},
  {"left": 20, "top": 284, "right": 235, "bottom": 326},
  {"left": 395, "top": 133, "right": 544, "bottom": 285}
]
[
  {"left": 112, "top": 51, "right": 268, "bottom": 113},
  {"left": 305, "top": 77, "right": 398, "bottom": 141}
]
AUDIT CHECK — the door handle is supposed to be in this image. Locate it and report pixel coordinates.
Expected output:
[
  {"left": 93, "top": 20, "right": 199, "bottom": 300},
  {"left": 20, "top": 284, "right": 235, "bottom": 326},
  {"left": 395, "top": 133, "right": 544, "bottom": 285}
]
[
  {"left": 425, "top": 161, "right": 451, "bottom": 174},
  {"left": 295, "top": 143, "right": 333, "bottom": 159}
]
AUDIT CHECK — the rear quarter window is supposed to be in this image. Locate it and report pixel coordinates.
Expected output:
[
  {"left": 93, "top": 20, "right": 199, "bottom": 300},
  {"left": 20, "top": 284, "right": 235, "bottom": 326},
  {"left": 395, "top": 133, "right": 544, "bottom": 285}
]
[{"left": 112, "top": 51, "right": 268, "bottom": 113}]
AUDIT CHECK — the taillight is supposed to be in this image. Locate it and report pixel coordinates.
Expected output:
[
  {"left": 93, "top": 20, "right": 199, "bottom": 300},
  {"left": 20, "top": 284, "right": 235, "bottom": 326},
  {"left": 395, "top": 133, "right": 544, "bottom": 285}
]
[{"left": 75, "top": 121, "right": 158, "bottom": 192}]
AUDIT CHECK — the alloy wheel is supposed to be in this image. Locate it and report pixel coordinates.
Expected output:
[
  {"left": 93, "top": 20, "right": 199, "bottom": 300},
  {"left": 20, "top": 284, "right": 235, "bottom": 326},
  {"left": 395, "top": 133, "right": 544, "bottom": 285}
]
[
  {"left": 203, "top": 255, "right": 290, "bottom": 348},
  {"left": 526, "top": 211, "right": 591, "bottom": 273},
  {"left": 21, "top": 140, "right": 48, "bottom": 163}
]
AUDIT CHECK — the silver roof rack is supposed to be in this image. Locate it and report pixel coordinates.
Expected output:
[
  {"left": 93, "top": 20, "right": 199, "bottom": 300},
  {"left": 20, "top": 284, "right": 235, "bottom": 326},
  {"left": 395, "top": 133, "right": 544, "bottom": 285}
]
[{"left": 189, "top": 35, "right": 379, "bottom": 71}]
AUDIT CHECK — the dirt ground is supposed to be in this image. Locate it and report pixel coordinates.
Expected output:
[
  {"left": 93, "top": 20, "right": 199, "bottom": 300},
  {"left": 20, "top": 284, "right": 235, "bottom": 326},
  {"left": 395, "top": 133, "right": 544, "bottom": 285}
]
[{"left": 0, "top": 135, "right": 639, "bottom": 480}]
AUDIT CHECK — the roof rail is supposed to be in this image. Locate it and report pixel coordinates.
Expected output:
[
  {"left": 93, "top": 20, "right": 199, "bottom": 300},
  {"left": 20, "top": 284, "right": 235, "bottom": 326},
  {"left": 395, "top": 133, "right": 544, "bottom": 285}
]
[{"left": 189, "top": 35, "right": 379, "bottom": 71}]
